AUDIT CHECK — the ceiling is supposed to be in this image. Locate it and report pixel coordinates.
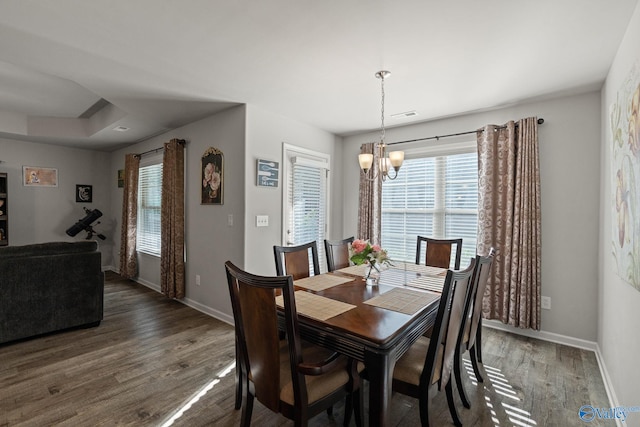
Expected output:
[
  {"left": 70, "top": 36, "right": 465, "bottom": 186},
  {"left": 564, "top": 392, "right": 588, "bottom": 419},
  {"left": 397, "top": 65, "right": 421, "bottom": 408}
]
[{"left": 0, "top": 1, "right": 637, "bottom": 152}]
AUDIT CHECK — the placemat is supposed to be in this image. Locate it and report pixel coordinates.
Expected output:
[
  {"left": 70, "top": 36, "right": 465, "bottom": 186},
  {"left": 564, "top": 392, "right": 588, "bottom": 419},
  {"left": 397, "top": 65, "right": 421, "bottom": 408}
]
[
  {"left": 335, "top": 264, "right": 368, "bottom": 276},
  {"left": 393, "top": 262, "right": 447, "bottom": 277},
  {"left": 405, "top": 275, "right": 445, "bottom": 293},
  {"left": 276, "top": 291, "right": 356, "bottom": 321},
  {"left": 364, "top": 287, "right": 439, "bottom": 315},
  {"left": 294, "top": 274, "right": 353, "bottom": 291}
]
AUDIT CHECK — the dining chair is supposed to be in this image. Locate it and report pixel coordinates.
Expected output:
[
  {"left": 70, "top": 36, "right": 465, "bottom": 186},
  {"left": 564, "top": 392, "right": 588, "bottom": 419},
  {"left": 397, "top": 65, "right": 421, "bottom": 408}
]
[
  {"left": 415, "top": 236, "right": 463, "bottom": 269},
  {"left": 324, "top": 237, "right": 354, "bottom": 272},
  {"left": 225, "top": 261, "right": 362, "bottom": 427},
  {"left": 274, "top": 241, "right": 320, "bottom": 280},
  {"left": 454, "top": 247, "right": 496, "bottom": 409},
  {"left": 391, "top": 259, "right": 476, "bottom": 427}
]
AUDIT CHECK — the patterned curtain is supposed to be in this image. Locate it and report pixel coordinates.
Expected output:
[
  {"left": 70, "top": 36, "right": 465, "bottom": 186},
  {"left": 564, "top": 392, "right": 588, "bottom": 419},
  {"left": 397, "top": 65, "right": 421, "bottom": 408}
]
[
  {"left": 119, "top": 153, "right": 140, "bottom": 279},
  {"left": 357, "top": 142, "right": 383, "bottom": 245},
  {"left": 477, "top": 117, "right": 541, "bottom": 330},
  {"left": 161, "top": 139, "right": 186, "bottom": 299}
]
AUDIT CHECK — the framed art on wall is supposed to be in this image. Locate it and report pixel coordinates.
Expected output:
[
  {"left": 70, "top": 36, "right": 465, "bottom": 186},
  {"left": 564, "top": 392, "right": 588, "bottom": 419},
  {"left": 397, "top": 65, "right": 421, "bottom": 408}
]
[
  {"left": 76, "top": 185, "right": 93, "bottom": 203},
  {"left": 23, "top": 166, "right": 58, "bottom": 187},
  {"left": 202, "top": 147, "right": 224, "bottom": 205}
]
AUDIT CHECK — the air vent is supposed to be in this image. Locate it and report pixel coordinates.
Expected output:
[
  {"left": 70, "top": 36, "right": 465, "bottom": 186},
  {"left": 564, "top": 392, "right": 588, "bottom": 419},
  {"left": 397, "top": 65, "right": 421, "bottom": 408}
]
[
  {"left": 391, "top": 110, "right": 418, "bottom": 118},
  {"left": 112, "top": 126, "right": 130, "bottom": 132}
]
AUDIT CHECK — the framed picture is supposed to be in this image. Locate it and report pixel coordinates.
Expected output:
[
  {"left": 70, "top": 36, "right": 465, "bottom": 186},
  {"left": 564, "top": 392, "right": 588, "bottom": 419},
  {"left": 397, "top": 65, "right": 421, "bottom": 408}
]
[
  {"left": 256, "top": 159, "right": 279, "bottom": 187},
  {"left": 23, "top": 166, "right": 58, "bottom": 187},
  {"left": 202, "top": 147, "right": 224, "bottom": 205},
  {"left": 117, "top": 169, "right": 125, "bottom": 188},
  {"left": 76, "top": 185, "right": 92, "bottom": 203}
]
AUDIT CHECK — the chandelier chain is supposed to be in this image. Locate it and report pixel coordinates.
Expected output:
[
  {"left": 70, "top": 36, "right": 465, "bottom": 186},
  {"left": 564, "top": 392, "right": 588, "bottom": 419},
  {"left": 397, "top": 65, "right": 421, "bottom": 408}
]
[{"left": 380, "top": 75, "right": 385, "bottom": 144}]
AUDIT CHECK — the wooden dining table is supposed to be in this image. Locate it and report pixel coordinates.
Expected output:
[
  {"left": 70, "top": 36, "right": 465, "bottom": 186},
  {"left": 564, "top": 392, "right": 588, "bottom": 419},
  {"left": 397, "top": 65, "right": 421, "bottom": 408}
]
[{"left": 277, "top": 262, "right": 446, "bottom": 427}]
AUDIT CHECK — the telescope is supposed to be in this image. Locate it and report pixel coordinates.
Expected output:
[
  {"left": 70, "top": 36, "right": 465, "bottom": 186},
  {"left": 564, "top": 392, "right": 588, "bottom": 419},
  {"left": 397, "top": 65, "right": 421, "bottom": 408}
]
[{"left": 66, "top": 207, "right": 106, "bottom": 240}]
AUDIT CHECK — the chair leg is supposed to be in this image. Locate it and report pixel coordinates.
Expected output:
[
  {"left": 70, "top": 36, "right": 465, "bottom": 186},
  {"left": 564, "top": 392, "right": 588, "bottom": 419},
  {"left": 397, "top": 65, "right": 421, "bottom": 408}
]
[
  {"left": 327, "top": 406, "right": 334, "bottom": 417},
  {"left": 454, "top": 349, "right": 471, "bottom": 409},
  {"left": 445, "top": 381, "right": 462, "bottom": 427},
  {"left": 476, "top": 321, "right": 483, "bottom": 363},
  {"left": 418, "top": 393, "right": 432, "bottom": 427},
  {"left": 343, "top": 395, "right": 353, "bottom": 427},
  {"left": 234, "top": 342, "right": 243, "bottom": 410},
  {"left": 470, "top": 344, "right": 484, "bottom": 383},
  {"left": 240, "top": 386, "right": 254, "bottom": 427}
]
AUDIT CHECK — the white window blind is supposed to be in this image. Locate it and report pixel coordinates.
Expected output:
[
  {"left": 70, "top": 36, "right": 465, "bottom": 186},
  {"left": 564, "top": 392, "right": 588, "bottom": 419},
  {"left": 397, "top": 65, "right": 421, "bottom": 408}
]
[
  {"left": 137, "top": 162, "right": 163, "bottom": 256},
  {"left": 381, "top": 150, "right": 478, "bottom": 266}
]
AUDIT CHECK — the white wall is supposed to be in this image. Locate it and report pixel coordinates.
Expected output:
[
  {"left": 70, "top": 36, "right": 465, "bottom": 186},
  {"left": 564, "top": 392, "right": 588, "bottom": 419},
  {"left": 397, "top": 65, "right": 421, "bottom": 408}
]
[
  {"left": 342, "top": 91, "right": 602, "bottom": 342},
  {"left": 600, "top": 1, "right": 640, "bottom": 408},
  {"left": 0, "top": 137, "right": 112, "bottom": 262},
  {"left": 109, "top": 105, "right": 246, "bottom": 322},
  {"left": 243, "top": 104, "right": 343, "bottom": 276}
]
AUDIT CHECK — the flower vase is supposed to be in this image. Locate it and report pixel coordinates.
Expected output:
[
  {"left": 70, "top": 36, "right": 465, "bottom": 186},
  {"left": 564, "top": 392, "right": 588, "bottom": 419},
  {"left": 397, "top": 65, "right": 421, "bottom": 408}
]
[{"left": 365, "top": 262, "right": 380, "bottom": 286}]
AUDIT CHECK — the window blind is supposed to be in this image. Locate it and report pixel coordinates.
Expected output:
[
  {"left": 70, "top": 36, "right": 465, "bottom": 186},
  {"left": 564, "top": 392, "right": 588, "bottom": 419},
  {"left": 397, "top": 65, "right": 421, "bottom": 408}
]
[
  {"left": 137, "top": 162, "right": 163, "bottom": 256},
  {"left": 381, "top": 151, "right": 478, "bottom": 266}
]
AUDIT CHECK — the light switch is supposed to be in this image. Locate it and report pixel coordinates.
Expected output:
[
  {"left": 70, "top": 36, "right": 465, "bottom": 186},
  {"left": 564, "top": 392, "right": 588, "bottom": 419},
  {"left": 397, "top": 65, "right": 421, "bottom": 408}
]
[{"left": 256, "top": 215, "right": 269, "bottom": 227}]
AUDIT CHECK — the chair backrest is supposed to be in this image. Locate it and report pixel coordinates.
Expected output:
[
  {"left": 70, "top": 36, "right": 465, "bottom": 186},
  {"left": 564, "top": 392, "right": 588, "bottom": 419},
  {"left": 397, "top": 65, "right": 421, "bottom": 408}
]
[
  {"left": 464, "top": 248, "right": 496, "bottom": 350},
  {"left": 273, "top": 241, "right": 320, "bottom": 280},
  {"left": 421, "top": 259, "right": 475, "bottom": 389},
  {"left": 415, "top": 236, "right": 463, "bottom": 269},
  {"left": 225, "top": 261, "right": 306, "bottom": 412},
  {"left": 324, "top": 237, "right": 354, "bottom": 272}
]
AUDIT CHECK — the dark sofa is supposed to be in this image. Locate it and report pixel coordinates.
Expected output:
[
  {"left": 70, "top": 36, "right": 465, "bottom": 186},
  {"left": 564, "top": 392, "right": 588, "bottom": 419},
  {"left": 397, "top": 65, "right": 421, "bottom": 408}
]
[{"left": 0, "top": 241, "right": 104, "bottom": 345}]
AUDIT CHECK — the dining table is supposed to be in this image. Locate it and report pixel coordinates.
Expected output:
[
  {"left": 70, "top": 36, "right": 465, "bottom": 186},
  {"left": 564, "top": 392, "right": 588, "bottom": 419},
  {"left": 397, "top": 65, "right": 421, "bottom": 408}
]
[{"left": 276, "top": 261, "right": 447, "bottom": 427}]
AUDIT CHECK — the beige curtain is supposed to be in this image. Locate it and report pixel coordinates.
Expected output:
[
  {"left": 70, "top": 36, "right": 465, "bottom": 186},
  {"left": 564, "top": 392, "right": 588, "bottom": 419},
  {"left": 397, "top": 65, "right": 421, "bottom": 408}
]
[
  {"left": 161, "top": 139, "right": 186, "bottom": 299},
  {"left": 119, "top": 153, "right": 140, "bottom": 279},
  {"left": 357, "top": 143, "right": 383, "bottom": 245},
  {"left": 477, "top": 118, "right": 541, "bottom": 330}
]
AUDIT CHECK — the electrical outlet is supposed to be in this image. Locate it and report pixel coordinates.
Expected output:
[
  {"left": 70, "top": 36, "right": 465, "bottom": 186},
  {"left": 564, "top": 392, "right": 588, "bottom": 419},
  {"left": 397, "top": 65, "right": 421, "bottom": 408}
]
[
  {"left": 256, "top": 215, "right": 269, "bottom": 227},
  {"left": 195, "top": 274, "right": 201, "bottom": 286},
  {"left": 541, "top": 296, "right": 551, "bottom": 310}
]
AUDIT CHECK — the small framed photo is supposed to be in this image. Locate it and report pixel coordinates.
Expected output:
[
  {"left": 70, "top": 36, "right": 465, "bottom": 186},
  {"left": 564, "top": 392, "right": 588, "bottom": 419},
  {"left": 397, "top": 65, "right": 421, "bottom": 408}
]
[
  {"left": 117, "top": 169, "right": 125, "bottom": 188},
  {"left": 76, "top": 185, "right": 93, "bottom": 203},
  {"left": 23, "top": 166, "right": 58, "bottom": 187},
  {"left": 256, "top": 159, "right": 279, "bottom": 187}
]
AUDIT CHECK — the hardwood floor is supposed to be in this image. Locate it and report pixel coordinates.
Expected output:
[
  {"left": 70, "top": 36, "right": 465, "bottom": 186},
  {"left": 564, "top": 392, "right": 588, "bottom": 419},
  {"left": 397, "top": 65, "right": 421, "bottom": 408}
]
[{"left": 0, "top": 272, "right": 612, "bottom": 426}]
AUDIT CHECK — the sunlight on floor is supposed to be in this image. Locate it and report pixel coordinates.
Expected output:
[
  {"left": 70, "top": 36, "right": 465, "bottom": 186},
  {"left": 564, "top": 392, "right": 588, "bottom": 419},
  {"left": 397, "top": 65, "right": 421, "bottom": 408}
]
[
  {"left": 160, "top": 361, "right": 236, "bottom": 427},
  {"left": 463, "top": 358, "right": 538, "bottom": 427}
]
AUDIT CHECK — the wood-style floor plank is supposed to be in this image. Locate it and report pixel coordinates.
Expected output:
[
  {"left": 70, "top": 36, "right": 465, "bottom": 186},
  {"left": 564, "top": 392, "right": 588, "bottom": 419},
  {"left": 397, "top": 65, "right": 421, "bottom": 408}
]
[{"left": 0, "top": 271, "right": 613, "bottom": 426}]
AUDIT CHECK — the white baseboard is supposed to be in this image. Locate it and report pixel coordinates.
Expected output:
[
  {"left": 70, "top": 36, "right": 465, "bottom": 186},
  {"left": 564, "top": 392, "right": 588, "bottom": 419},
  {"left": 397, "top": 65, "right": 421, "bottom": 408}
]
[
  {"left": 483, "top": 319, "right": 620, "bottom": 417},
  {"left": 132, "top": 277, "right": 234, "bottom": 326}
]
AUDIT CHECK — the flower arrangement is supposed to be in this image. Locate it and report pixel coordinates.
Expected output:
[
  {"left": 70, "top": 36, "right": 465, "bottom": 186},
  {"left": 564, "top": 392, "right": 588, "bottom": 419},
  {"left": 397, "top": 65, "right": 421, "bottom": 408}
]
[{"left": 349, "top": 239, "right": 392, "bottom": 278}]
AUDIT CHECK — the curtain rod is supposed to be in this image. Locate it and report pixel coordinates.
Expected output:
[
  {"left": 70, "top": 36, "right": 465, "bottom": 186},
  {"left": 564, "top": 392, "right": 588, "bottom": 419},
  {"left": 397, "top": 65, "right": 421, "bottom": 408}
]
[
  {"left": 386, "top": 117, "right": 544, "bottom": 146},
  {"left": 134, "top": 139, "right": 186, "bottom": 158}
]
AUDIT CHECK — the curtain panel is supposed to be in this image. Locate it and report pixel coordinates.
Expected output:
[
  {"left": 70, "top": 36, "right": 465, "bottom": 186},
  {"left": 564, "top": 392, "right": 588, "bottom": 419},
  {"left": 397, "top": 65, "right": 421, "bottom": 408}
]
[
  {"left": 160, "top": 139, "right": 186, "bottom": 299},
  {"left": 119, "top": 153, "right": 140, "bottom": 279},
  {"left": 357, "top": 142, "right": 382, "bottom": 245},
  {"left": 477, "top": 117, "right": 541, "bottom": 330}
]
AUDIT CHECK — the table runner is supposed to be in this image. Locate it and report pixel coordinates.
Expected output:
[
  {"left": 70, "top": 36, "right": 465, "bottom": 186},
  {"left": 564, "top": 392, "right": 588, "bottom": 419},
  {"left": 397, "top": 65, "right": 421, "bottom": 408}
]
[
  {"left": 294, "top": 274, "right": 353, "bottom": 291},
  {"left": 392, "top": 261, "right": 447, "bottom": 277},
  {"left": 335, "top": 264, "right": 368, "bottom": 276},
  {"left": 276, "top": 290, "right": 356, "bottom": 321},
  {"left": 364, "top": 287, "right": 439, "bottom": 315}
]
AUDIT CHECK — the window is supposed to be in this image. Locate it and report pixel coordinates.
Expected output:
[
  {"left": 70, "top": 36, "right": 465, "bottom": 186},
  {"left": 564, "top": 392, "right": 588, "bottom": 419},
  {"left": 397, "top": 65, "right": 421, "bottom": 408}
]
[
  {"left": 381, "top": 146, "right": 478, "bottom": 266},
  {"left": 282, "top": 144, "right": 330, "bottom": 273},
  {"left": 137, "top": 158, "right": 163, "bottom": 256}
]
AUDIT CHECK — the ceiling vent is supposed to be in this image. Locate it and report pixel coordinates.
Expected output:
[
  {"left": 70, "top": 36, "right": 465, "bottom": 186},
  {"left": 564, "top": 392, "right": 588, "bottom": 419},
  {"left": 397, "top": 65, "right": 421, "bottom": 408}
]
[{"left": 112, "top": 126, "right": 130, "bottom": 132}]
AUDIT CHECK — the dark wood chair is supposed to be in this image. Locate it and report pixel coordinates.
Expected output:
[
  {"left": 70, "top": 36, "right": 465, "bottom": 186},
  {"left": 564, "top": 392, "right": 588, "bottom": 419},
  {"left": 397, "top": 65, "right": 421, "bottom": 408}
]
[
  {"left": 324, "top": 237, "right": 354, "bottom": 272},
  {"left": 274, "top": 241, "right": 320, "bottom": 280},
  {"left": 225, "top": 261, "right": 361, "bottom": 427},
  {"left": 391, "top": 259, "right": 476, "bottom": 427},
  {"left": 415, "top": 236, "right": 463, "bottom": 269},
  {"left": 454, "top": 247, "right": 496, "bottom": 409}
]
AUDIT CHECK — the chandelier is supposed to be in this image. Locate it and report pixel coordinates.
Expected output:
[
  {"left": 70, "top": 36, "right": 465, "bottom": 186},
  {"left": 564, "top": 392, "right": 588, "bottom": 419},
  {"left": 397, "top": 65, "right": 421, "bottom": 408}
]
[{"left": 358, "top": 70, "right": 404, "bottom": 181}]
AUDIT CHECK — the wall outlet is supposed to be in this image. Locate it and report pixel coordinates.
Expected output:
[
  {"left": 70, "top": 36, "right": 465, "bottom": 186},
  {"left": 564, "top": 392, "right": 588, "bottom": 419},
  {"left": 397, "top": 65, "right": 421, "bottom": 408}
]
[
  {"left": 256, "top": 215, "right": 269, "bottom": 227},
  {"left": 227, "top": 214, "right": 233, "bottom": 226},
  {"left": 195, "top": 274, "right": 201, "bottom": 286},
  {"left": 541, "top": 296, "right": 551, "bottom": 310}
]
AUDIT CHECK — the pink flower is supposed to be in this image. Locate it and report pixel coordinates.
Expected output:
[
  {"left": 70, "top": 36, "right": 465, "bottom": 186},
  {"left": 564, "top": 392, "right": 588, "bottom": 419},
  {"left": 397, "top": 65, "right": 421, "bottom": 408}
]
[
  {"left": 351, "top": 239, "right": 368, "bottom": 254},
  {"left": 372, "top": 244, "right": 381, "bottom": 252}
]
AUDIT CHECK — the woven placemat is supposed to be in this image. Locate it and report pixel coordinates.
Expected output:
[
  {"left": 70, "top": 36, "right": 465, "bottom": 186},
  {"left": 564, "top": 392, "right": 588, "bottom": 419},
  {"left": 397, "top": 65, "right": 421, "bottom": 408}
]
[
  {"left": 364, "top": 287, "right": 439, "bottom": 315},
  {"left": 393, "top": 262, "right": 447, "bottom": 277},
  {"left": 294, "top": 274, "right": 353, "bottom": 291},
  {"left": 405, "top": 275, "right": 445, "bottom": 293},
  {"left": 336, "top": 264, "right": 368, "bottom": 276},
  {"left": 276, "top": 291, "right": 356, "bottom": 321}
]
